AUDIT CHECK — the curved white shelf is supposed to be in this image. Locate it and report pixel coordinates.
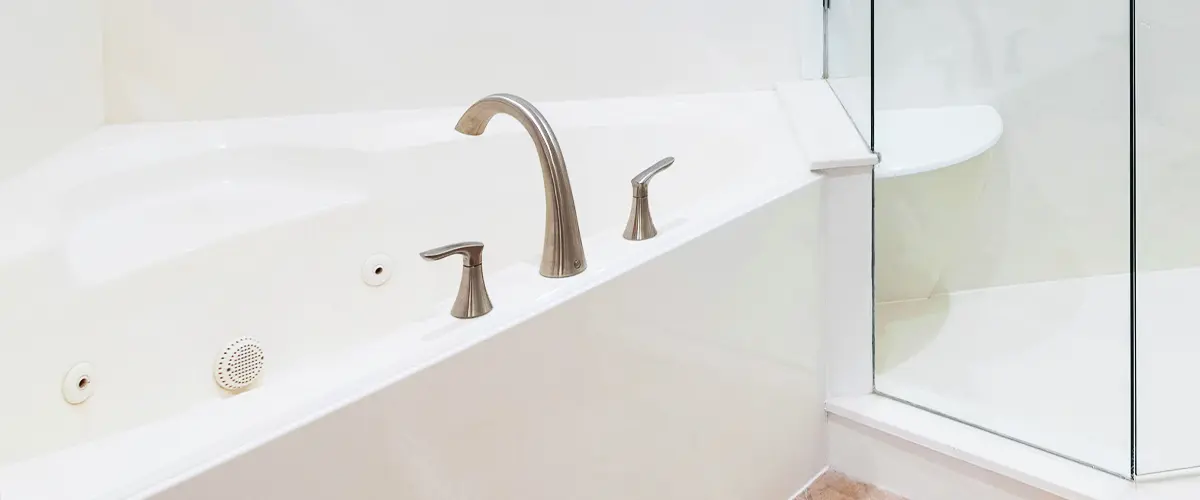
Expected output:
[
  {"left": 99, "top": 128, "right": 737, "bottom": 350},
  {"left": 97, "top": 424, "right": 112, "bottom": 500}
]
[{"left": 875, "top": 105, "right": 1003, "bottom": 179}]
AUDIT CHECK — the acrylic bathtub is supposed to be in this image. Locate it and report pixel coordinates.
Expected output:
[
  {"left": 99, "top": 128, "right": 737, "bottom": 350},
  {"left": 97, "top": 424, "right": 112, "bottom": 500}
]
[{"left": 0, "top": 90, "right": 828, "bottom": 499}]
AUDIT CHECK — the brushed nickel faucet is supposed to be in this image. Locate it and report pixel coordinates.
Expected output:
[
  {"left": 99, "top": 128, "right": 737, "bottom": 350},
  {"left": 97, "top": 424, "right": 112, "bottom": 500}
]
[
  {"left": 455, "top": 94, "right": 587, "bottom": 278},
  {"left": 623, "top": 157, "right": 674, "bottom": 241},
  {"left": 420, "top": 241, "right": 493, "bottom": 319}
]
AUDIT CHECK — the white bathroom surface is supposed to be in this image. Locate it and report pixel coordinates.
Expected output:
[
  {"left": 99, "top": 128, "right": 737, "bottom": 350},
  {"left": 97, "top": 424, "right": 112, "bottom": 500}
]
[
  {"left": 877, "top": 267, "right": 1200, "bottom": 476},
  {"left": 0, "top": 82, "right": 866, "bottom": 500},
  {"left": 874, "top": 105, "right": 1002, "bottom": 179},
  {"left": 775, "top": 81, "right": 878, "bottom": 171}
]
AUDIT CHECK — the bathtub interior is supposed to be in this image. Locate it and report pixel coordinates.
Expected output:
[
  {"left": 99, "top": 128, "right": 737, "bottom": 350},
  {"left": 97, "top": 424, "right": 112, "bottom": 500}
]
[{"left": 0, "top": 91, "right": 814, "bottom": 474}]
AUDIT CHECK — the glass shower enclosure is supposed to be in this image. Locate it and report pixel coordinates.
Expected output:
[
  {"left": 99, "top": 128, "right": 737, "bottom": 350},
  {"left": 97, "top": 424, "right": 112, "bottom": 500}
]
[{"left": 871, "top": 0, "right": 1200, "bottom": 479}]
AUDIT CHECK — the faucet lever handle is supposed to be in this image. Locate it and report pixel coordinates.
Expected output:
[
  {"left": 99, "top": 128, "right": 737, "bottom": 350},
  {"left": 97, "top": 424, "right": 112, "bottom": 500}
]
[
  {"left": 624, "top": 157, "right": 675, "bottom": 241},
  {"left": 630, "top": 157, "right": 675, "bottom": 198},
  {"left": 420, "top": 241, "right": 485, "bottom": 267},
  {"left": 419, "top": 241, "right": 492, "bottom": 319}
]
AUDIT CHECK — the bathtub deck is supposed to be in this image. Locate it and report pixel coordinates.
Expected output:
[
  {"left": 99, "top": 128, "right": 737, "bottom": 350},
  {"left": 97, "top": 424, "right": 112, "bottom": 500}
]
[{"left": 876, "top": 266, "right": 1200, "bottom": 476}]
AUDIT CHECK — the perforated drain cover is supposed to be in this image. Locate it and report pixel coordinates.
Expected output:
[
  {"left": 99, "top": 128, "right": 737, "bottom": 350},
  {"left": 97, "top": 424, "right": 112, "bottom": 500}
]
[{"left": 214, "top": 337, "right": 265, "bottom": 391}]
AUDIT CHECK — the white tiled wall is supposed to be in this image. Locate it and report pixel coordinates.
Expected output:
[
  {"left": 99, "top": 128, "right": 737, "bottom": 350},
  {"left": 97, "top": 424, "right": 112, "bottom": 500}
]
[
  {"left": 0, "top": 0, "right": 104, "bottom": 178},
  {"left": 102, "top": 0, "right": 820, "bottom": 122},
  {"left": 874, "top": 0, "right": 1131, "bottom": 301}
]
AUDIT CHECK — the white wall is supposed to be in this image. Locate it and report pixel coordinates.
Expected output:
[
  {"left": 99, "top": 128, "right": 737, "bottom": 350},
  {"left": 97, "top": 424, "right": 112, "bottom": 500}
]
[
  {"left": 102, "top": 0, "right": 817, "bottom": 122},
  {"left": 0, "top": 0, "right": 104, "bottom": 178},
  {"left": 873, "top": 0, "right": 1131, "bottom": 301}
]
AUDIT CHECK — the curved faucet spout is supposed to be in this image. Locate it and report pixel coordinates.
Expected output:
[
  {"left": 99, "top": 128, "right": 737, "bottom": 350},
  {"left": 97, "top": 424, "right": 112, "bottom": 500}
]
[{"left": 455, "top": 93, "right": 587, "bottom": 278}]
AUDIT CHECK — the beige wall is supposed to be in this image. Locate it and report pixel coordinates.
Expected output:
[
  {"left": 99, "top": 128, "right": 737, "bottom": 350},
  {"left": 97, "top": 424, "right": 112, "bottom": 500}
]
[
  {"left": 102, "top": 0, "right": 814, "bottom": 122},
  {"left": 0, "top": 0, "right": 104, "bottom": 179}
]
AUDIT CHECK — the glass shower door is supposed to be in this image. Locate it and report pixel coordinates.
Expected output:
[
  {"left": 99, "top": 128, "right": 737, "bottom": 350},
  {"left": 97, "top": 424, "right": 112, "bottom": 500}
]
[
  {"left": 1133, "top": 0, "right": 1200, "bottom": 477},
  {"left": 871, "top": 0, "right": 1134, "bottom": 476}
]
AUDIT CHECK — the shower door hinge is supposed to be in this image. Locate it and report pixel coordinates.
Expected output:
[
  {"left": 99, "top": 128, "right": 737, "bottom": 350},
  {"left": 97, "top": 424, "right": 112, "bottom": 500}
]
[{"left": 821, "top": 0, "right": 830, "bottom": 78}]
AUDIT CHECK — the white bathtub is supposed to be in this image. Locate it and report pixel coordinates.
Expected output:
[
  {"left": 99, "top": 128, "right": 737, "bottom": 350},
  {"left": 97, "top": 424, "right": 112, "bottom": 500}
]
[{"left": 0, "top": 89, "right": 837, "bottom": 499}]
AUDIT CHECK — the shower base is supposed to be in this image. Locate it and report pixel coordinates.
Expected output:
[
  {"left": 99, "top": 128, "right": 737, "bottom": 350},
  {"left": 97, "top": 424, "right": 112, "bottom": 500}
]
[{"left": 875, "top": 267, "right": 1200, "bottom": 476}]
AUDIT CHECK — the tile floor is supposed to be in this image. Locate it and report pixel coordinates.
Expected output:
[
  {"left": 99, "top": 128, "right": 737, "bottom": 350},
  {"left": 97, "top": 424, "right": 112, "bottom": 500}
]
[{"left": 797, "top": 470, "right": 905, "bottom": 500}]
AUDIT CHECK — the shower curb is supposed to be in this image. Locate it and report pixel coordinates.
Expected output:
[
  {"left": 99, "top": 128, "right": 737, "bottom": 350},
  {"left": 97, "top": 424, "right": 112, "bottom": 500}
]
[{"left": 826, "top": 394, "right": 1132, "bottom": 500}]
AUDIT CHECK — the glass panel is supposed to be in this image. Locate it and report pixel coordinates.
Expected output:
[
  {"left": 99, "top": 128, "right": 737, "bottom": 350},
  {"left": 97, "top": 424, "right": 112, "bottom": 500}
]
[
  {"left": 827, "top": 0, "right": 874, "bottom": 145},
  {"left": 1134, "top": 0, "right": 1200, "bottom": 476},
  {"left": 872, "top": 1, "right": 1134, "bottom": 475}
]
